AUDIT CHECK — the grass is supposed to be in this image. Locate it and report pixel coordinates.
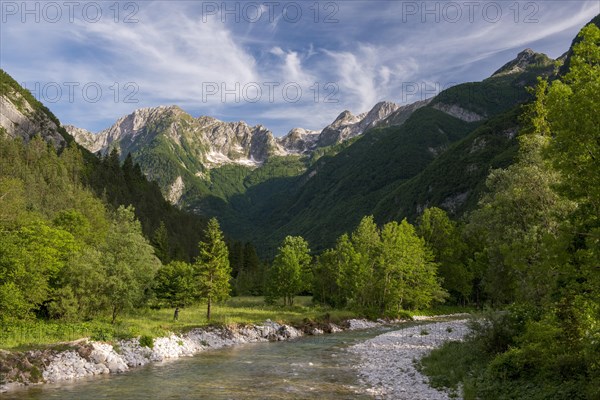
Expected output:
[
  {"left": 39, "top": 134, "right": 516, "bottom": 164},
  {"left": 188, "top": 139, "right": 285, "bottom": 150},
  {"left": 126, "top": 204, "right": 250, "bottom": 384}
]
[
  {"left": 0, "top": 296, "right": 356, "bottom": 350},
  {"left": 0, "top": 297, "right": 475, "bottom": 351},
  {"left": 418, "top": 339, "right": 490, "bottom": 399}
]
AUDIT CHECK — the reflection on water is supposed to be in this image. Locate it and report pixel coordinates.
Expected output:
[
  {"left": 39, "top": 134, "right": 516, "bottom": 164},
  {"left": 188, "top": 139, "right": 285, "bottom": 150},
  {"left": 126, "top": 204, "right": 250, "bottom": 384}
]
[{"left": 5, "top": 327, "right": 398, "bottom": 399}]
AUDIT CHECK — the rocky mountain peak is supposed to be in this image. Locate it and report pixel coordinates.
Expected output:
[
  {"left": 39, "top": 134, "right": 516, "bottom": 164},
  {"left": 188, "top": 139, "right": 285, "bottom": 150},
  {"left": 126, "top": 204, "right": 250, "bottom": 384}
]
[
  {"left": 360, "top": 101, "right": 401, "bottom": 129},
  {"left": 330, "top": 110, "right": 361, "bottom": 128},
  {"left": 316, "top": 101, "right": 401, "bottom": 147},
  {"left": 492, "top": 48, "right": 553, "bottom": 77},
  {"left": 69, "top": 96, "right": 426, "bottom": 172},
  {"left": 277, "top": 127, "right": 321, "bottom": 154}
]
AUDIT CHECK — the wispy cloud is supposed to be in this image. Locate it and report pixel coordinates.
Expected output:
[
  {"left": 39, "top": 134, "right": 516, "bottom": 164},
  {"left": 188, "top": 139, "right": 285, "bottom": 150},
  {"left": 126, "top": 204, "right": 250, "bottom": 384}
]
[{"left": 0, "top": 1, "right": 597, "bottom": 135}]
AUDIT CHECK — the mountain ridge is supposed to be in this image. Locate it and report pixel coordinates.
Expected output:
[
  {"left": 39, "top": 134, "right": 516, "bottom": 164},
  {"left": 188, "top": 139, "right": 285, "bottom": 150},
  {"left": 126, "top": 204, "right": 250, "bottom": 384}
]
[{"left": 66, "top": 100, "right": 420, "bottom": 167}]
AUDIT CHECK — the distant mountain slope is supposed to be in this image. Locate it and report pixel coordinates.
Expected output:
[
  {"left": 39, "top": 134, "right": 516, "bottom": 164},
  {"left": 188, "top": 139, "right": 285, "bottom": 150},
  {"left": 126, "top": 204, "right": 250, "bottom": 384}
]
[
  {"left": 67, "top": 99, "right": 422, "bottom": 210},
  {"left": 68, "top": 47, "right": 557, "bottom": 257},
  {"left": 221, "top": 49, "right": 556, "bottom": 254}
]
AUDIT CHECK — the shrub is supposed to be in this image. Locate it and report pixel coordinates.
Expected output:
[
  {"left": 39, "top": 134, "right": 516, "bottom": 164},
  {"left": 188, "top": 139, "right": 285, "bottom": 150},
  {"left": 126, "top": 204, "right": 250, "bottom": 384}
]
[
  {"left": 139, "top": 335, "right": 154, "bottom": 349},
  {"left": 90, "top": 327, "right": 114, "bottom": 342}
]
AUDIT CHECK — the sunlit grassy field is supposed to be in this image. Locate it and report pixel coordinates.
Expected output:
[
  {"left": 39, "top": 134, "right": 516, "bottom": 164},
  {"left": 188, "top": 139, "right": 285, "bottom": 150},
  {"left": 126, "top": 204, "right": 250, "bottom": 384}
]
[
  {"left": 0, "top": 296, "right": 358, "bottom": 350},
  {"left": 0, "top": 297, "right": 476, "bottom": 351}
]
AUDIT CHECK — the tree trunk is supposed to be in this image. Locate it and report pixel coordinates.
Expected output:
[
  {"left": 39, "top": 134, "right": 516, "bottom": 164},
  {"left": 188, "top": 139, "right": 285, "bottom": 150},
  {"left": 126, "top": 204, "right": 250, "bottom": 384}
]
[
  {"left": 207, "top": 296, "right": 212, "bottom": 321},
  {"left": 111, "top": 306, "right": 118, "bottom": 324}
]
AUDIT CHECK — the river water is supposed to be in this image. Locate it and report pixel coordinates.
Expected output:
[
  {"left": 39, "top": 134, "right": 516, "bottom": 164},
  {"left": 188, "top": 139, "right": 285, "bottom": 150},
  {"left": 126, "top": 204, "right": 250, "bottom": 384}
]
[{"left": 5, "top": 326, "right": 403, "bottom": 399}]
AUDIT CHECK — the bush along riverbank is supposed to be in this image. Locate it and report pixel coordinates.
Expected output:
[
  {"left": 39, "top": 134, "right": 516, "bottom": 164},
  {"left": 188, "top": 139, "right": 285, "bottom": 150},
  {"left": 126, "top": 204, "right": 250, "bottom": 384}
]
[{"left": 0, "top": 317, "right": 411, "bottom": 393}]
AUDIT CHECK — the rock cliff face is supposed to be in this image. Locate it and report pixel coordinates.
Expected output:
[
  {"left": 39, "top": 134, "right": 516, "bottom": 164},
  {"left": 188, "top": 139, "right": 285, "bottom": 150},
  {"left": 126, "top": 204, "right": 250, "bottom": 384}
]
[
  {"left": 67, "top": 106, "right": 288, "bottom": 167},
  {"left": 432, "top": 103, "right": 485, "bottom": 122},
  {"left": 276, "top": 127, "right": 321, "bottom": 154},
  {"left": 0, "top": 82, "right": 66, "bottom": 148},
  {"left": 66, "top": 106, "right": 192, "bottom": 156},
  {"left": 316, "top": 101, "right": 403, "bottom": 147}
]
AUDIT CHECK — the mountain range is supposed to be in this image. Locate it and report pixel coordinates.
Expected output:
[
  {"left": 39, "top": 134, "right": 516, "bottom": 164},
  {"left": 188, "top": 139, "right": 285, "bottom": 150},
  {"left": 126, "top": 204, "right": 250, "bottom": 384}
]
[
  {"left": 66, "top": 100, "right": 418, "bottom": 167},
  {"left": 0, "top": 46, "right": 560, "bottom": 257}
]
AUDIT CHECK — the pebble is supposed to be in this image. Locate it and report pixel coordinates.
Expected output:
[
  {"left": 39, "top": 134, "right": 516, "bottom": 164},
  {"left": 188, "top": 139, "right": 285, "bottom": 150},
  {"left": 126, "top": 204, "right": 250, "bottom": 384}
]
[{"left": 349, "top": 320, "right": 469, "bottom": 400}]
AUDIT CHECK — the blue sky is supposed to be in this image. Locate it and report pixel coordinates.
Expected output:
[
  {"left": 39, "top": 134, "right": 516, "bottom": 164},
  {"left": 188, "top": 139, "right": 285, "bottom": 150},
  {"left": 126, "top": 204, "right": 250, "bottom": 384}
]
[{"left": 1, "top": 1, "right": 598, "bottom": 135}]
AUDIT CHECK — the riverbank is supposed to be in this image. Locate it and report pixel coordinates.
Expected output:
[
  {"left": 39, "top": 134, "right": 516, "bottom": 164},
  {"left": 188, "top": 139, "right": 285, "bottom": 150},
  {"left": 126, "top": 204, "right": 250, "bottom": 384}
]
[
  {"left": 0, "top": 297, "right": 362, "bottom": 350},
  {"left": 349, "top": 319, "right": 470, "bottom": 399},
  {"left": 0, "top": 318, "right": 398, "bottom": 393}
]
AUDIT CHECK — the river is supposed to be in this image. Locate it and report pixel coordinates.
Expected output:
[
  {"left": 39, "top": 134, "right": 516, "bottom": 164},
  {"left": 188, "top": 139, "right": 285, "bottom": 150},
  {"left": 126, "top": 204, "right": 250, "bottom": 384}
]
[{"left": 4, "top": 326, "right": 404, "bottom": 399}]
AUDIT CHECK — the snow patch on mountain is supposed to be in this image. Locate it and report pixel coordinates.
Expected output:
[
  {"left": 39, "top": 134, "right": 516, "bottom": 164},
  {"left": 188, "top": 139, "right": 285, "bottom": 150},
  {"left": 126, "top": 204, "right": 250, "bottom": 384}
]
[{"left": 69, "top": 99, "right": 423, "bottom": 170}]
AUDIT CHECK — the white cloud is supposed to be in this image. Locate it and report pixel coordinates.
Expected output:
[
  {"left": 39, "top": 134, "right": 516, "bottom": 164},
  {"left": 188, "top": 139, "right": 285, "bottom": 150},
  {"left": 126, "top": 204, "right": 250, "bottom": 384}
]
[
  {"left": 1, "top": 0, "right": 597, "bottom": 135},
  {"left": 323, "top": 44, "right": 421, "bottom": 113},
  {"left": 270, "top": 47, "right": 285, "bottom": 56}
]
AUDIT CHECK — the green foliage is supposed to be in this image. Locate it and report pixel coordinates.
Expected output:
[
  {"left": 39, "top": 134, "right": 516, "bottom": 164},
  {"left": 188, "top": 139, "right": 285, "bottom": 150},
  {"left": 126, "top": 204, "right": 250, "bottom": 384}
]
[
  {"left": 465, "top": 116, "right": 573, "bottom": 305},
  {"left": 152, "top": 221, "right": 171, "bottom": 264},
  {"left": 0, "top": 134, "right": 162, "bottom": 324},
  {"left": 379, "top": 219, "right": 446, "bottom": 311},
  {"left": 265, "top": 236, "right": 312, "bottom": 306},
  {"left": 417, "top": 207, "right": 472, "bottom": 302},
  {"left": 138, "top": 335, "right": 154, "bottom": 349},
  {"left": 194, "top": 218, "right": 232, "bottom": 320},
  {"left": 154, "top": 261, "right": 196, "bottom": 308},
  {"left": 313, "top": 216, "right": 446, "bottom": 315},
  {"left": 545, "top": 24, "right": 600, "bottom": 211},
  {"left": 419, "top": 335, "right": 492, "bottom": 399},
  {"left": 421, "top": 21, "right": 600, "bottom": 399},
  {"left": 102, "top": 206, "right": 161, "bottom": 323},
  {"left": 85, "top": 148, "right": 207, "bottom": 263},
  {"left": 232, "top": 242, "right": 265, "bottom": 296}
]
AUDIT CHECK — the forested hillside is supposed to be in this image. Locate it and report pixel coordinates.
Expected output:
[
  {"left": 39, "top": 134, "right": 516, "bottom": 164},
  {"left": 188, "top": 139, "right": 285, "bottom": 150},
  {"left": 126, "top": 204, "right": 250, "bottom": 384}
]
[
  {"left": 0, "top": 135, "right": 160, "bottom": 321},
  {"left": 0, "top": 70, "right": 207, "bottom": 262},
  {"left": 223, "top": 52, "right": 556, "bottom": 255}
]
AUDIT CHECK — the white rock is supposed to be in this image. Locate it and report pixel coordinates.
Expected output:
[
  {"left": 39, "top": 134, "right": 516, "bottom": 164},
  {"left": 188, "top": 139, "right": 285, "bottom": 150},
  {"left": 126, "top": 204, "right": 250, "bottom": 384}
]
[
  {"left": 349, "top": 320, "right": 469, "bottom": 399},
  {"left": 346, "top": 319, "right": 381, "bottom": 330}
]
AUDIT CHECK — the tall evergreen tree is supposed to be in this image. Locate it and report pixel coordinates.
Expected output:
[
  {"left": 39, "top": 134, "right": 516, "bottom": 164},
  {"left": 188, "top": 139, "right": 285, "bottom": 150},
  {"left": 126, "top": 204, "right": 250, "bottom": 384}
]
[
  {"left": 194, "top": 217, "right": 231, "bottom": 320},
  {"left": 154, "top": 261, "right": 195, "bottom": 309},
  {"left": 152, "top": 221, "right": 171, "bottom": 264}
]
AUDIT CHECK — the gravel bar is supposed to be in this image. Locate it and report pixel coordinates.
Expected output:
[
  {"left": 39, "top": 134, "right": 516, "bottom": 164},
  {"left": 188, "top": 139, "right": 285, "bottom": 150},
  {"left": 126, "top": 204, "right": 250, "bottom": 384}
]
[{"left": 349, "top": 319, "right": 469, "bottom": 399}]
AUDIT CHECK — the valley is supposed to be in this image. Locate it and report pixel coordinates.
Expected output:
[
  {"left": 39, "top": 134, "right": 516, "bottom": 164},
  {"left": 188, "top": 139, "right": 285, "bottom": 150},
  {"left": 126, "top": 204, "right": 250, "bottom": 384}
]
[{"left": 1, "top": 6, "right": 598, "bottom": 400}]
